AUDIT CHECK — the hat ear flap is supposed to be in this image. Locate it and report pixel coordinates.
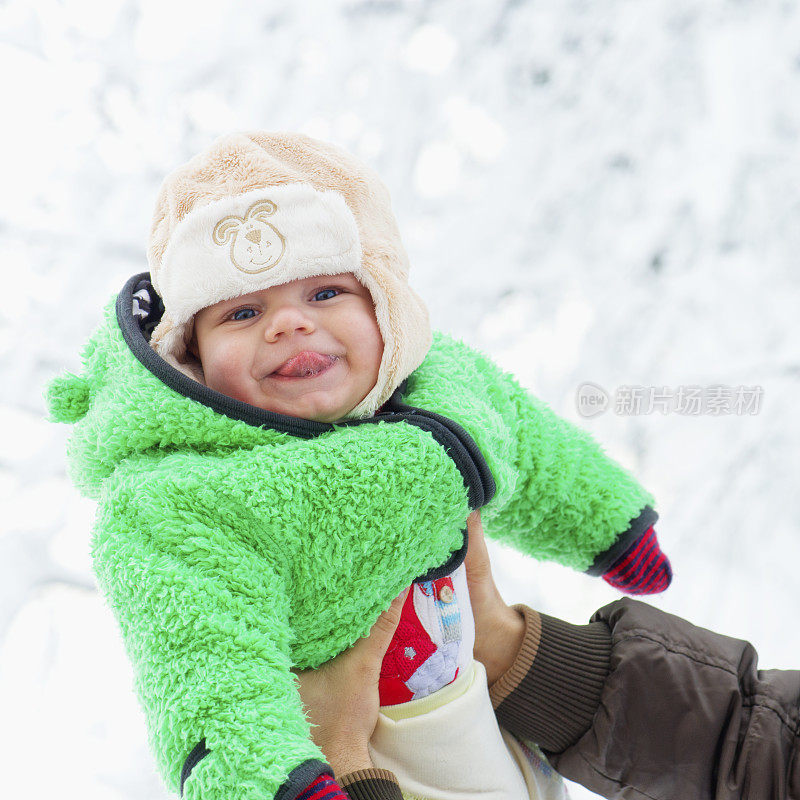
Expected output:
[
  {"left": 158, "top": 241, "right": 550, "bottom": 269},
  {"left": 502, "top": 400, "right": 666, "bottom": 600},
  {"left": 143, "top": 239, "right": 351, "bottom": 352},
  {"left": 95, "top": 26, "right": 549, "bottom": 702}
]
[{"left": 45, "top": 372, "right": 92, "bottom": 423}]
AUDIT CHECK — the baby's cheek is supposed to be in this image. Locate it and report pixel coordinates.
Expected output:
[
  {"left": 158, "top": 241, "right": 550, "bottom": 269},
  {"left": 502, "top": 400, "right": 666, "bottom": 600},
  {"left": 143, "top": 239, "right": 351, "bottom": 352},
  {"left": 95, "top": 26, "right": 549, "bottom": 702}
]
[
  {"left": 205, "top": 346, "right": 251, "bottom": 394},
  {"left": 353, "top": 316, "right": 383, "bottom": 359}
]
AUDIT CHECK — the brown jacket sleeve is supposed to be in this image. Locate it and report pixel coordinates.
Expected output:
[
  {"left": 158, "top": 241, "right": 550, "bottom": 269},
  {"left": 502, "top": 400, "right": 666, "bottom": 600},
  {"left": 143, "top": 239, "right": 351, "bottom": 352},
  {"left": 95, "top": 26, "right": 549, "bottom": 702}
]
[
  {"left": 338, "top": 768, "right": 403, "bottom": 799},
  {"left": 489, "top": 598, "right": 800, "bottom": 800}
]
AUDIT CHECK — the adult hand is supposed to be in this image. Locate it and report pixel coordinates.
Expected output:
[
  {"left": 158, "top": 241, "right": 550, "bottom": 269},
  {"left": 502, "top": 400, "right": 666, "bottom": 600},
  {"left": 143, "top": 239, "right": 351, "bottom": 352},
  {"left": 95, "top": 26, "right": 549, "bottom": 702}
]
[
  {"left": 292, "top": 588, "right": 408, "bottom": 778},
  {"left": 464, "top": 509, "right": 526, "bottom": 686}
]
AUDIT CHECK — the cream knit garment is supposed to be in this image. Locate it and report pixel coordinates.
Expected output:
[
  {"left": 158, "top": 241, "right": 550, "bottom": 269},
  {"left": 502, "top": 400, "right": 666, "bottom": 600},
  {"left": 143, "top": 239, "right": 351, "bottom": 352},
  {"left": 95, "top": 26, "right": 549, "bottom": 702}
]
[{"left": 370, "top": 658, "right": 567, "bottom": 800}]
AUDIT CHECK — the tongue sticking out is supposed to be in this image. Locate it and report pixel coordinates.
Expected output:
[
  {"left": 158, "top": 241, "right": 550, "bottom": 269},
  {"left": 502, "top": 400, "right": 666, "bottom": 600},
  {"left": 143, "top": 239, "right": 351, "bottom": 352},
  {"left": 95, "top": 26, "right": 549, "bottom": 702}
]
[{"left": 273, "top": 352, "right": 337, "bottom": 378}]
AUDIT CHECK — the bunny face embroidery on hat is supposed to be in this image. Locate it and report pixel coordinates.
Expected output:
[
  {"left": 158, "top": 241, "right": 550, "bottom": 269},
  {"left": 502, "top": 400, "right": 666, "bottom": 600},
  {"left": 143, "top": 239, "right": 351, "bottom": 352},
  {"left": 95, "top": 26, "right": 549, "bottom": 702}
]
[{"left": 212, "top": 199, "right": 287, "bottom": 274}]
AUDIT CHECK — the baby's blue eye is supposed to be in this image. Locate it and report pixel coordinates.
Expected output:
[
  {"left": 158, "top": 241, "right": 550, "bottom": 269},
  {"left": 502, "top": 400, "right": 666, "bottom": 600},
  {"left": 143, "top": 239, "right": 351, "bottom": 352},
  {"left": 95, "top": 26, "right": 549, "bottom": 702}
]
[
  {"left": 314, "top": 288, "right": 340, "bottom": 301},
  {"left": 231, "top": 308, "right": 257, "bottom": 321}
]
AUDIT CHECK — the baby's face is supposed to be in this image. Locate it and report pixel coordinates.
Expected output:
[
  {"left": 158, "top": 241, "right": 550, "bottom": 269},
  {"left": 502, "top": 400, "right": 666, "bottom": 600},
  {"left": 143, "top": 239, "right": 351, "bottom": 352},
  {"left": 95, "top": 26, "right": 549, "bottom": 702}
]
[{"left": 189, "top": 273, "right": 384, "bottom": 423}]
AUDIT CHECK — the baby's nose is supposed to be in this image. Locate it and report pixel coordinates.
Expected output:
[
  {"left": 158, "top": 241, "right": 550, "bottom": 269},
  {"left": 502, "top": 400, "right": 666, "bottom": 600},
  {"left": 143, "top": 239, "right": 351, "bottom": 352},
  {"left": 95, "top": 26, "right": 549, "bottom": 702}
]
[{"left": 263, "top": 305, "right": 315, "bottom": 339}]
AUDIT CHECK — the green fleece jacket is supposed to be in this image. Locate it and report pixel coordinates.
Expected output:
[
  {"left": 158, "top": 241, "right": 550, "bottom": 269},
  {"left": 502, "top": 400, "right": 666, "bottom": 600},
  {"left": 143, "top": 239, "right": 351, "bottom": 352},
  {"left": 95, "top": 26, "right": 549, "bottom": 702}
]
[{"left": 46, "top": 273, "right": 656, "bottom": 800}]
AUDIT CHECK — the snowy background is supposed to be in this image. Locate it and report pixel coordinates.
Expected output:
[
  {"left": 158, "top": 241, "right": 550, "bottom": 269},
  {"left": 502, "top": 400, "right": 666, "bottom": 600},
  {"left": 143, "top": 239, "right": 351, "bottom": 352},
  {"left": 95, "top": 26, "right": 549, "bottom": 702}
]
[{"left": 2, "top": 1, "right": 799, "bottom": 798}]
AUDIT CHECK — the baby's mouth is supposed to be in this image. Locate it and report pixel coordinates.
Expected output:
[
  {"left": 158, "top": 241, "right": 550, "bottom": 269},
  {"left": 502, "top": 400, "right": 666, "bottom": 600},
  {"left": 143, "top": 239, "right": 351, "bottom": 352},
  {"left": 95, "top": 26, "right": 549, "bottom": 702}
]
[{"left": 271, "top": 352, "right": 339, "bottom": 378}]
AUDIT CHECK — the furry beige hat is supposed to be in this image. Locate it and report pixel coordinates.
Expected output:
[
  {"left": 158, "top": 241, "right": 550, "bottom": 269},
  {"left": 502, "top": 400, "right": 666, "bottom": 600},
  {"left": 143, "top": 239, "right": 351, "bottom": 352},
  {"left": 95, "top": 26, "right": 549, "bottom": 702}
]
[{"left": 148, "top": 131, "right": 432, "bottom": 419}]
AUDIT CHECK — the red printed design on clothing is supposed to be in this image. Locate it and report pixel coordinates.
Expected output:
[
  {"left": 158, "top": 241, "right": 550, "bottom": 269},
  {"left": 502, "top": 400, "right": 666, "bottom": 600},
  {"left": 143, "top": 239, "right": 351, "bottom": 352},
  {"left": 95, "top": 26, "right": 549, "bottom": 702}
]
[
  {"left": 378, "top": 569, "right": 467, "bottom": 706},
  {"left": 379, "top": 587, "right": 437, "bottom": 704}
]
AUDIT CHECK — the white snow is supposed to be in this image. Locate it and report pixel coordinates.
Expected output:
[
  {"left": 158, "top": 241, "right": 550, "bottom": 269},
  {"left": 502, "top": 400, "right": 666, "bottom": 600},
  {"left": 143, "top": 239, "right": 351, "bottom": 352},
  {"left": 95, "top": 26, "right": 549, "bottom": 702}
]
[{"left": 2, "top": 2, "right": 799, "bottom": 798}]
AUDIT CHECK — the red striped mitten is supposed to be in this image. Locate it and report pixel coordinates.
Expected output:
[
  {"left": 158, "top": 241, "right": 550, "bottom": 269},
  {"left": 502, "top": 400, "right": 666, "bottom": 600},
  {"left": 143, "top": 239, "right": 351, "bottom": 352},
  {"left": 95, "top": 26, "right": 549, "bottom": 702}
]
[
  {"left": 296, "top": 773, "right": 350, "bottom": 800},
  {"left": 602, "top": 525, "right": 672, "bottom": 595}
]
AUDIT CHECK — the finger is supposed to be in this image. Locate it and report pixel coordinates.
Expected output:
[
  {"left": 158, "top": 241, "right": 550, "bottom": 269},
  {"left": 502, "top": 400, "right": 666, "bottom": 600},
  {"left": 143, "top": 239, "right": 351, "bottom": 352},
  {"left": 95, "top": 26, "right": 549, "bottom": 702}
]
[
  {"left": 360, "top": 588, "right": 409, "bottom": 656},
  {"left": 375, "top": 588, "right": 408, "bottom": 635},
  {"left": 466, "top": 508, "right": 484, "bottom": 541},
  {"left": 465, "top": 509, "right": 490, "bottom": 570}
]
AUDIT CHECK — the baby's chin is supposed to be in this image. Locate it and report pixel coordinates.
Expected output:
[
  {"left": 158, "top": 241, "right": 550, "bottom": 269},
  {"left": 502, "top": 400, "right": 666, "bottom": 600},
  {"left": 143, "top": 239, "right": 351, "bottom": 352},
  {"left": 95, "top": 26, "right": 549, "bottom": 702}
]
[
  {"left": 246, "top": 395, "right": 361, "bottom": 424},
  {"left": 293, "top": 408, "right": 354, "bottom": 424},
  {"left": 252, "top": 385, "right": 375, "bottom": 423},
  {"left": 206, "top": 376, "right": 372, "bottom": 423}
]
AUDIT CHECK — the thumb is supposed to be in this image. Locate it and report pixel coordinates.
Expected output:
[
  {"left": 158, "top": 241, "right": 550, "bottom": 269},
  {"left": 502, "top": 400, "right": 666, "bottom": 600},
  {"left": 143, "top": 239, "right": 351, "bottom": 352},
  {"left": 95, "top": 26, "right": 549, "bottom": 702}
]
[
  {"left": 464, "top": 509, "right": 490, "bottom": 574},
  {"left": 362, "top": 588, "right": 409, "bottom": 656}
]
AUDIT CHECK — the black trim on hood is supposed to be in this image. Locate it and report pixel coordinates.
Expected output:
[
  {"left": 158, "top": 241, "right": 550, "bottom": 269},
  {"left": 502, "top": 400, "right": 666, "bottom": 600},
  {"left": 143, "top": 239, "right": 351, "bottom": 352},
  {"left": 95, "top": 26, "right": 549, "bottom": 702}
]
[{"left": 116, "top": 272, "right": 496, "bottom": 578}]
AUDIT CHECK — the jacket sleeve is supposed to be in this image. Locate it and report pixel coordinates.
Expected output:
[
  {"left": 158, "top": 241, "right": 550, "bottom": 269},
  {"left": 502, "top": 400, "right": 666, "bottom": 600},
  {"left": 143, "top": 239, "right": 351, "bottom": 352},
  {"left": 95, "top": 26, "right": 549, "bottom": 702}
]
[
  {"left": 339, "top": 769, "right": 404, "bottom": 799},
  {"left": 92, "top": 480, "right": 332, "bottom": 800},
  {"left": 464, "top": 341, "right": 658, "bottom": 575},
  {"left": 489, "top": 599, "right": 800, "bottom": 800}
]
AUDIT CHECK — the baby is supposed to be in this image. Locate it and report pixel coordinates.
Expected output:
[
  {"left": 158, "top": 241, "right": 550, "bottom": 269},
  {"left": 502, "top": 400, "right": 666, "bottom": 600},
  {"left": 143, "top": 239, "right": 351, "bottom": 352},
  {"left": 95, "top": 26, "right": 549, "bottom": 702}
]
[{"left": 48, "top": 131, "right": 672, "bottom": 800}]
